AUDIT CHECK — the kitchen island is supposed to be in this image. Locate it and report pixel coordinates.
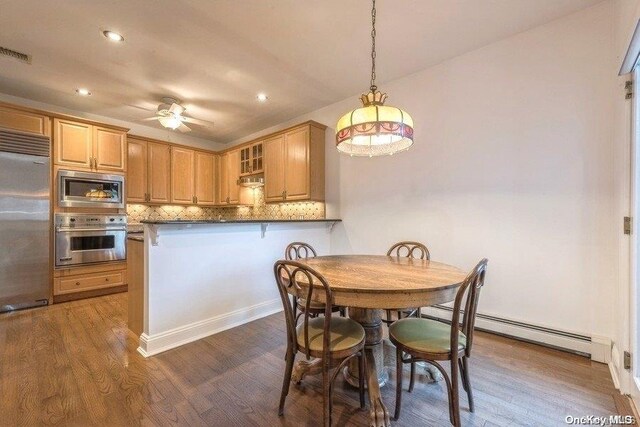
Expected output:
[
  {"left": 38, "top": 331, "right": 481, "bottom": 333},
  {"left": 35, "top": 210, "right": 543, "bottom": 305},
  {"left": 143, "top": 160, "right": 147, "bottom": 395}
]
[{"left": 127, "top": 219, "right": 340, "bottom": 357}]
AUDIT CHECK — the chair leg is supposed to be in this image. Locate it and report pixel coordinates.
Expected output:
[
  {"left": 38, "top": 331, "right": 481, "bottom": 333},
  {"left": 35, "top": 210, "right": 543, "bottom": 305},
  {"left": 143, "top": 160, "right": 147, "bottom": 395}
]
[
  {"left": 450, "top": 358, "right": 461, "bottom": 426},
  {"left": 461, "top": 356, "right": 474, "bottom": 412},
  {"left": 397, "top": 310, "right": 403, "bottom": 320},
  {"left": 394, "top": 347, "right": 403, "bottom": 421},
  {"left": 416, "top": 307, "right": 422, "bottom": 318},
  {"left": 323, "top": 361, "right": 331, "bottom": 427},
  {"left": 358, "top": 350, "right": 366, "bottom": 409},
  {"left": 279, "top": 348, "right": 295, "bottom": 416},
  {"left": 408, "top": 361, "right": 416, "bottom": 392}
]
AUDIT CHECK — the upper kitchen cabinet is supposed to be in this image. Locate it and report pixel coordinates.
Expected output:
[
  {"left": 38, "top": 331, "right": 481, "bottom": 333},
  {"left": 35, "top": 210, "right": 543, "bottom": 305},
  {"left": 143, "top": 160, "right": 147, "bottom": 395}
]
[
  {"left": 219, "top": 149, "right": 251, "bottom": 205},
  {"left": 127, "top": 137, "right": 148, "bottom": 203},
  {"left": 147, "top": 142, "right": 171, "bottom": 204},
  {"left": 54, "top": 118, "right": 127, "bottom": 173},
  {"left": 127, "top": 136, "right": 177, "bottom": 204},
  {"left": 170, "top": 146, "right": 195, "bottom": 204},
  {"left": 264, "top": 122, "right": 326, "bottom": 203},
  {"left": 93, "top": 126, "right": 127, "bottom": 172},
  {"left": 194, "top": 151, "right": 216, "bottom": 205},
  {"left": 239, "top": 141, "right": 263, "bottom": 176},
  {"left": 0, "top": 104, "right": 51, "bottom": 137}
]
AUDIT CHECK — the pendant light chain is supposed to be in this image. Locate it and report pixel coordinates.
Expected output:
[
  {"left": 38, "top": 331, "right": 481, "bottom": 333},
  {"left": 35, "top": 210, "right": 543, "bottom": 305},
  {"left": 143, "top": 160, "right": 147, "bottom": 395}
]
[{"left": 370, "top": 0, "right": 377, "bottom": 92}]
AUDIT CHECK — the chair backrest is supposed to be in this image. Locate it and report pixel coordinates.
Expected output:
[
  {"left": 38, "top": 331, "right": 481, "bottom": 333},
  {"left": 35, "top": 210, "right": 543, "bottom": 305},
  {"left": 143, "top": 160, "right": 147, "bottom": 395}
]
[
  {"left": 450, "top": 258, "right": 488, "bottom": 357},
  {"left": 387, "top": 241, "right": 430, "bottom": 260},
  {"left": 274, "top": 260, "right": 333, "bottom": 360},
  {"left": 285, "top": 242, "right": 317, "bottom": 260}
]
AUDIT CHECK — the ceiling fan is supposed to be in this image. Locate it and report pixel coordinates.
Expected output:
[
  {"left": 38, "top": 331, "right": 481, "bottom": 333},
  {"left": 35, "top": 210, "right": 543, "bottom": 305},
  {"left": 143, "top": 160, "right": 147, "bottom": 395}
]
[{"left": 143, "top": 97, "right": 213, "bottom": 132}]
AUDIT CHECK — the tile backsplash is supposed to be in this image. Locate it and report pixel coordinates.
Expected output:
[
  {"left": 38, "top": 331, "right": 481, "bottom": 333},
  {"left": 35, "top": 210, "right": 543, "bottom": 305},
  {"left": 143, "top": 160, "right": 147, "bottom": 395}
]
[{"left": 127, "top": 188, "right": 325, "bottom": 223}]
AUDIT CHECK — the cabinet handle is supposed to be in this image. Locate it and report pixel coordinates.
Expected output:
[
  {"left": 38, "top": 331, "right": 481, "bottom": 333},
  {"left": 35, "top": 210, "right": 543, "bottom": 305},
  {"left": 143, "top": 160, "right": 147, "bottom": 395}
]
[
  {"left": 105, "top": 278, "right": 110, "bottom": 282},
  {"left": 145, "top": 193, "right": 150, "bottom": 202},
  {"left": 75, "top": 282, "right": 80, "bottom": 286},
  {"left": 92, "top": 157, "right": 97, "bottom": 169},
  {"left": 226, "top": 197, "right": 230, "bottom": 203}
]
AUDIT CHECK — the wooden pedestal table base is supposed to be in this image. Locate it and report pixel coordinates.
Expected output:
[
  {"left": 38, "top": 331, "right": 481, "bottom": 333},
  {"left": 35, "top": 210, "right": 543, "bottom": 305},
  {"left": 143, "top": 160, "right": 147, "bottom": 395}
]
[{"left": 343, "top": 308, "right": 390, "bottom": 426}]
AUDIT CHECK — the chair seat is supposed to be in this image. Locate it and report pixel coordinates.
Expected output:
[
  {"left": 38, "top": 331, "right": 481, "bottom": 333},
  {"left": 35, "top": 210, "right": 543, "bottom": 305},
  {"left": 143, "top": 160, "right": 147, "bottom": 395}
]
[
  {"left": 296, "top": 317, "right": 365, "bottom": 353},
  {"left": 389, "top": 318, "right": 466, "bottom": 354}
]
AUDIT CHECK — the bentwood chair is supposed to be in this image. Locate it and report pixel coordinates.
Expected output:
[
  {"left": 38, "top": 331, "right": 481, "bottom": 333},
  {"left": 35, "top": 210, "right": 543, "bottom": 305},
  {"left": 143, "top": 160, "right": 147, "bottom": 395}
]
[
  {"left": 274, "top": 260, "right": 366, "bottom": 427},
  {"left": 382, "top": 241, "right": 431, "bottom": 326},
  {"left": 285, "top": 242, "right": 345, "bottom": 322},
  {"left": 390, "top": 258, "right": 488, "bottom": 426}
]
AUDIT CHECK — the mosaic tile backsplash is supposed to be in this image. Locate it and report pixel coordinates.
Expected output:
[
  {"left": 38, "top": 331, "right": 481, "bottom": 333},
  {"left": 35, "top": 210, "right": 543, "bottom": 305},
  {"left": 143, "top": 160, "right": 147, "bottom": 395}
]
[{"left": 127, "top": 188, "right": 325, "bottom": 224}]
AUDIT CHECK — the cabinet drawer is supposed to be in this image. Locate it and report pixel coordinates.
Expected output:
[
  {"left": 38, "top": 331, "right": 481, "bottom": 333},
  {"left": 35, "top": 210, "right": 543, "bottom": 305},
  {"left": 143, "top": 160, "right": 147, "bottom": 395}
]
[{"left": 55, "top": 270, "right": 125, "bottom": 295}]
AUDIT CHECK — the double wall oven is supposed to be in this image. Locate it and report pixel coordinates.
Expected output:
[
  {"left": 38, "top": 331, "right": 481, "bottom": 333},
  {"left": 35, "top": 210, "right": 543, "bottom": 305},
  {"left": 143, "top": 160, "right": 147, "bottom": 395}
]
[
  {"left": 55, "top": 214, "right": 127, "bottom": 267},
  {"left": 55, "top": 170, "right": 127, "bottom": 268}
]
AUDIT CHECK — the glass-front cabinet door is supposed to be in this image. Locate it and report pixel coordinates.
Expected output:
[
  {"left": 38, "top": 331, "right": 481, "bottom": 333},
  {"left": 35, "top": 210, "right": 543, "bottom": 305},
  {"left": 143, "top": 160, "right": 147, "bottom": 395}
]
[
  {"left": 240, "top": 146, "right": 251, "bottom": 175},
  {"left": 239, "top": 142, "right": 263, "bottom": 176},
  {"left": 251, "top": 142, "right": 263, "bottom": 173}
]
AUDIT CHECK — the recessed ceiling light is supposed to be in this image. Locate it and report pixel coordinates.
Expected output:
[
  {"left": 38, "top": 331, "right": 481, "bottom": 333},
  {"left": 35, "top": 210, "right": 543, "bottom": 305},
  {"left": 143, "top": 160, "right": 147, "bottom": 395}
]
[
  {"left": 103, "top": 30, "right": 124, "bottom": 42},
  {"left": 256, "top": 93, "right": 268, "bottom": 102},
  {"left": 76, "top": 88, "right": 91, "bottom": 96}
]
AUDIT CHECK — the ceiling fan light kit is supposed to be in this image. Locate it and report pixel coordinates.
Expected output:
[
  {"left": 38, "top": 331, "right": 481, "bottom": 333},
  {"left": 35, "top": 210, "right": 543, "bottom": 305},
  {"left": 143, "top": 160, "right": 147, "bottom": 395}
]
[
  {"left": 146, "top": 97, "right": 213, "bottom": 133},
  {"left": 335, "top": 0, "right": 414, "bottom": 157}
]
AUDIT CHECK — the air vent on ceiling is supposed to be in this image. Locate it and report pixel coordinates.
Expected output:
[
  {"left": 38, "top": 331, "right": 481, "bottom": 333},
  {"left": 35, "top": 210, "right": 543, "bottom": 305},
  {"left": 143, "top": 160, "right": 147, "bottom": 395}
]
[{"left": 0, "top": 46, "right": 31, "bottom": 64}]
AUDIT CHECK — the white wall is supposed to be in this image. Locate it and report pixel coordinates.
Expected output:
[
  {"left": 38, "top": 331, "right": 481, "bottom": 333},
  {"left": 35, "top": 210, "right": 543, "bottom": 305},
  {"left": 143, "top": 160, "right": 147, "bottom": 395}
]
[
  {"left": 232, "top": 2, "right": 618, "bottom": 342},
  {"left": 0, "top": 92, "right": 226, "bottom": 151}
]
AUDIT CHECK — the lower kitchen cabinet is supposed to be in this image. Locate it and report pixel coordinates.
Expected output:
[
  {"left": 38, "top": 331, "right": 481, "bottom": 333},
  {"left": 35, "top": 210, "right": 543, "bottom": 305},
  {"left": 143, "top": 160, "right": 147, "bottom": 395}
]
[{"left": 53, "top": 262, "right": 127, "bottom": 301}]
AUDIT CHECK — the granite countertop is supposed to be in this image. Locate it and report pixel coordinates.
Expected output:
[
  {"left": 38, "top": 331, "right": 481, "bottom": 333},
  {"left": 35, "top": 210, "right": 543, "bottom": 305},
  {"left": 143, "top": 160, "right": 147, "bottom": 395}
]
[
  {"left": 140, "top": 219, "right": 341, "bottom": 225},
  {"left": 127, "top": 235, "right": 144, "bottom": 242}
]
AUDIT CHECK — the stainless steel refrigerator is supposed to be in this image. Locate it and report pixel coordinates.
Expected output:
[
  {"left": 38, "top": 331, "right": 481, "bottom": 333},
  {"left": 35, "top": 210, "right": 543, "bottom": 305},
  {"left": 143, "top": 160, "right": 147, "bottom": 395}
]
[{"left": 0, "top": 128, "right": 50, "bottom": 312}]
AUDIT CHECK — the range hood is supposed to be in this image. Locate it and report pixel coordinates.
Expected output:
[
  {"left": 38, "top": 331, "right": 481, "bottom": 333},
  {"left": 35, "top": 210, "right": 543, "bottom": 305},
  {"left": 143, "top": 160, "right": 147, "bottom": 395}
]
[{"left": 238, "top": 176, "right": 264, "bottom": 188}]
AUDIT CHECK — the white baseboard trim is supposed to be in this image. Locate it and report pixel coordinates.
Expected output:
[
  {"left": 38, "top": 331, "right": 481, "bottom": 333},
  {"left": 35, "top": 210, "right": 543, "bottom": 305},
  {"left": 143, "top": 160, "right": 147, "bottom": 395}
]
[
  {"left": 423, "top": 306, "right": 605, "bottom": 360},
  {"left": 137, "top": 298, "right": 283, "bottom": 357},
  {"left": 609, "top": 361, "right": 621, "bottom": 390}
]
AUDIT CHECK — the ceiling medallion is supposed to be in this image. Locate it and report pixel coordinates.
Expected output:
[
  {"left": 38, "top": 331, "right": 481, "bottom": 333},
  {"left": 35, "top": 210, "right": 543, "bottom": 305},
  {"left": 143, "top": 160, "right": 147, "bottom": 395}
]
[{"left": 335, "top": 0, "right": 414, "bottom": 157}]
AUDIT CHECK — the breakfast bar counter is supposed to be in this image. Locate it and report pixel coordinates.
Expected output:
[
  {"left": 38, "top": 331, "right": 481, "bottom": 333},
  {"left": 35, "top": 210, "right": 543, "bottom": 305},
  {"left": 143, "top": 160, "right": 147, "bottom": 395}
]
[{"left": 128, "top": 219, "right": 340, "bottom": 357}]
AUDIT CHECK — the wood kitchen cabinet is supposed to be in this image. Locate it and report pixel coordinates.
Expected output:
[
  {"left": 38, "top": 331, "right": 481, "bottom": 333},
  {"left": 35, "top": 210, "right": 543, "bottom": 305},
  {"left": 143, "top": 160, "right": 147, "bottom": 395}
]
[
  {"left": 54, "top": 118, "right": 126, "bottom": 173},
  {"left": 0, "top": 103, "right": 51, "bottom": 136},
  {"left": 127, "top": 137, "right": 171, "bottom": 204},
  {"left": 170, "top": 146, "right": 195, "bottom": 204},
  {"left": 148, "top": 142, "right": 171, "bottom": 203},
  {"left": 194, "top": 151, "right": 216, "bottom": 205},
  {"left": 127, "top": 137, "right": 148, "bottom": 203},
  {"left": 93, "top": 126, "right": 127, "bottom": 172},
  {"left": 264, "top": 122, "right": 325, "bottom": 203},
  {"left": 218, "top": 149, "right": 251, "bottom": 205}
]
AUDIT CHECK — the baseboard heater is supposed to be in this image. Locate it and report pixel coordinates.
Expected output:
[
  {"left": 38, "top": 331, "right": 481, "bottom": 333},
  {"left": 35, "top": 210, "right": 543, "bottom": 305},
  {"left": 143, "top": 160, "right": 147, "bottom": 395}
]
[{"left": 423, "top": 304, "right": 591, "bottom": 358}]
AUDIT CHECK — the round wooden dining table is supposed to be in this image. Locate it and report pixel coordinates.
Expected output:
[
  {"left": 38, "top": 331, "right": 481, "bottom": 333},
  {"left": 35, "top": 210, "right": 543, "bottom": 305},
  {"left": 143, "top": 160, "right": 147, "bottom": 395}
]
[{"left": 292, "top": 255, "right": 468, "bottom": 427}]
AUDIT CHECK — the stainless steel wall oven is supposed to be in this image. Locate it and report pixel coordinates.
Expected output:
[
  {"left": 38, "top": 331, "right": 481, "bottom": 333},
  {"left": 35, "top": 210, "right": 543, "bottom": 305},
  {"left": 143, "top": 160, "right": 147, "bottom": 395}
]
[{"left": 55, "top": 214, "right": 127, "bottom": 267}]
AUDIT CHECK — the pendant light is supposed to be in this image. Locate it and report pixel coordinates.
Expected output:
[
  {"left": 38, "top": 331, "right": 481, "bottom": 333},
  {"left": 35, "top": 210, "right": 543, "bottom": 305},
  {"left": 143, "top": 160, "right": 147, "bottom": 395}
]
[{"left": 335, "top": 0, "right": 414, "bottom": 157}]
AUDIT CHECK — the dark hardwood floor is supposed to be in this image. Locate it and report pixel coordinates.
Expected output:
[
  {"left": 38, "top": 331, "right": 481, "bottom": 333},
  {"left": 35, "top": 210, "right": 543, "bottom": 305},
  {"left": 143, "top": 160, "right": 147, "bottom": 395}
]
[{"left": 0, "top": 293, "right": 623, "bottom": 426}]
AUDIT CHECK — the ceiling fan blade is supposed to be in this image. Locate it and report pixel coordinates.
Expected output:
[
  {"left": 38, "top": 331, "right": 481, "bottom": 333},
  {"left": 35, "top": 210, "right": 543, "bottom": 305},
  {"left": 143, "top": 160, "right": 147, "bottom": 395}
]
[
  {"left": 168, "top": 103, "right": 185, "bottom": 115},
  {"left": 182, "top": 117, "right": 214, "bottom": 127},
  {"left": 142, "top": 117, "right": 159, "bottom": 121},
  {"left": 177, "top": 123, "right": 191, "bottom": 133}
]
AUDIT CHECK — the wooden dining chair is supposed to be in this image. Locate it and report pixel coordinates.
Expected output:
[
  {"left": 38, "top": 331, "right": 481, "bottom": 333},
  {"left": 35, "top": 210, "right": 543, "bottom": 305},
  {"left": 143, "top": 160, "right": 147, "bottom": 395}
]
[
  {"left": 390, "top": 258, "right": 488, "bottom": 426},
  {"left": 274, "top": 260, "right": 366, "bottom": 427},
  {"left": 382, "top": 241, "right": 431, "bottom": 326},
  {"left": 285, "top": 242, "right": 345, "bottom": 321}
]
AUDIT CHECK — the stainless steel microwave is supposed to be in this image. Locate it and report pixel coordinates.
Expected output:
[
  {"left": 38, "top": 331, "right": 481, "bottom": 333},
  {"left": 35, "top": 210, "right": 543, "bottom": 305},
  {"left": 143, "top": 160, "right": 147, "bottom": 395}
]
[{"left": 58, "top": 170, "right": 125, "bottom": 209}]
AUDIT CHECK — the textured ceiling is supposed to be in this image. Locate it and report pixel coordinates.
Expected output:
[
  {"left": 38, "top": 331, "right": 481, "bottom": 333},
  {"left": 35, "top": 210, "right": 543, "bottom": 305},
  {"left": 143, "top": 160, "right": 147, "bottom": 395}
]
[{"left": 0, "top": 0, "right": 602, "bottom": 144}]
